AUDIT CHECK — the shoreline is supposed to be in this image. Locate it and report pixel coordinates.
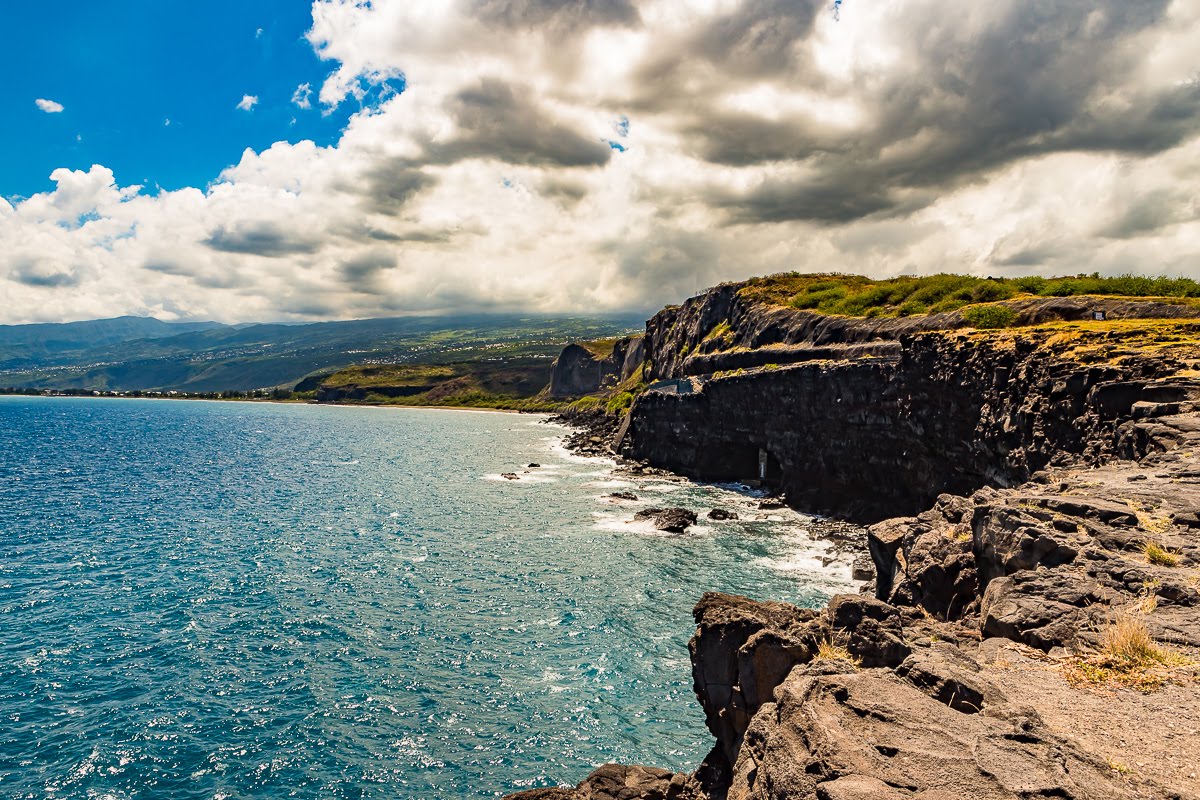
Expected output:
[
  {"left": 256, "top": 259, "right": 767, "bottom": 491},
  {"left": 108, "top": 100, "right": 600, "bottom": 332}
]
[{"left": 0, "top": 392, "right": 544, "bottom": 416}]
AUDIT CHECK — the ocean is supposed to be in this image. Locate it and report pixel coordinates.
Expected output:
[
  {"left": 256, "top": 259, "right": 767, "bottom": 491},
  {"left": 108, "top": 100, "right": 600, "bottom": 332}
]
[{"left": 0, "top": 397, "right": 858, "bottom": 799}]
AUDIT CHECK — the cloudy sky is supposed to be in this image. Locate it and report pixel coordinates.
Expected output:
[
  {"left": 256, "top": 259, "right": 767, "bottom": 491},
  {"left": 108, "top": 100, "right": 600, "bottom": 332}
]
[{"left": 2, "top": 0, "right": 1199, "bottom": 324}]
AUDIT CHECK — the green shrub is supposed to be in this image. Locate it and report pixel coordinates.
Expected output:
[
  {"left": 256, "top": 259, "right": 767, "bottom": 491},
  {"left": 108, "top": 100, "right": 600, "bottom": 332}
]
[
  {"left": 1013, "top": 276, "right": 1047, "bottom": 293},
  {"left": 961, "top": 304, "right": 1019, "bottom": 329},
  {"left": 745, "top": 271, "right": 1200, "bottom": 318},
  {"left": 568, "top": 396, "right": 603, "bottom": 412},
  {"left": 605, "top": 391, "right": 635, "bottom": 415},
  {"left": 790, "top": 286, "right": 847, "bottom": 309}
]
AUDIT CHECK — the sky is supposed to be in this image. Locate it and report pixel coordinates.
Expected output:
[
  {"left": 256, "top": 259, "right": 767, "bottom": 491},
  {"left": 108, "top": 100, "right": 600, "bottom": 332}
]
[{"left": 2, "top": 0, "right": 1199, "bottom": 324}]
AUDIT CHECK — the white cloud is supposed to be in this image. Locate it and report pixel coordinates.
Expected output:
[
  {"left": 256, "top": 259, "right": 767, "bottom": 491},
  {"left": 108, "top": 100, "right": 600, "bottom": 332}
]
[
  {"left": 291, "top": 82, "right": 312, "bottom": 109},
  {"left": 256, "top": 27, "right": 264, "bottom": 38},
  {"left": 1, "top": 0, "right": 1198, "bottom": 324},
  {"left": 35, "top": 98, "right": 64, "bottom": 114},
  {"left": 236, "top": 94, "right": 259, "bottom": 112}
]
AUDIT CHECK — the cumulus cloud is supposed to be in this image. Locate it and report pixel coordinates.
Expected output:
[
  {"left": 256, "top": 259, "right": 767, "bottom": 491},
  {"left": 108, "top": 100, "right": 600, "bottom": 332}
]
[
  {"left": 236, "top": 94, "right": 259, "bottom": 111},
  {"left": 292, "top": 82, "right": 313, "bottom": 109},
  {"left": 2, "top": 0, "right": 1199, "bottom": 324},
  {"left": 35, "top": 98, "right": 64, "bottom": 113}
]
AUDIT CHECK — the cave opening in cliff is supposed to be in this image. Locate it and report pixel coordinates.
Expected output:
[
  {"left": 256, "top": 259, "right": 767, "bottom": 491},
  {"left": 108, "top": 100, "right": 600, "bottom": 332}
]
[{"left": 711, "top": 444, "right": 783, "bottom": 488}]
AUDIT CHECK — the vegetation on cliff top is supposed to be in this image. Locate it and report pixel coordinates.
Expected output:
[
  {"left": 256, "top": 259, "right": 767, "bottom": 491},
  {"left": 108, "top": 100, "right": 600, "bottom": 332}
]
[
  {"left": 314, "top": 358, "right": 565, "bottom": 411},
  {"left": 739, "top": 273, "right": 1200, "bottom": 319}
]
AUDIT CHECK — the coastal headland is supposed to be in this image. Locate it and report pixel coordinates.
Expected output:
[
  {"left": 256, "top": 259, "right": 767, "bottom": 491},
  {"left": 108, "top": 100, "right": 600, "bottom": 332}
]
[{"left": 501, "top": 274, "right": 1200, "bottom": 800}]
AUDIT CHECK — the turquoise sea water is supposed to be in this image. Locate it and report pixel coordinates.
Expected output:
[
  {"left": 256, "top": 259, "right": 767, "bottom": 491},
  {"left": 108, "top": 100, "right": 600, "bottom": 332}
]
[{"left": 0, "top": 397, "right": 857, "bottom": 799}]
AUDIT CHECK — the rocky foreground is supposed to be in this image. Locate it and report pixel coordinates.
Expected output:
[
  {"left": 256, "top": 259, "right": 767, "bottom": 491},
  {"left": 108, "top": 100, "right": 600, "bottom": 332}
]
[{"left": 508, "top": 286, "right": 1200, "bottom": 800}]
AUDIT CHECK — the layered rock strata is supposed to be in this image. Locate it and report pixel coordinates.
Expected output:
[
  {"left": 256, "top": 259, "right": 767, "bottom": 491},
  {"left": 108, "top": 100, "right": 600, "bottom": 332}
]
[
  {"left": 509, "top": 288, "right": 1200, "bottom": 800},
  {"left": 624, "top": 321, "right": 1200, "bottom": 522}
]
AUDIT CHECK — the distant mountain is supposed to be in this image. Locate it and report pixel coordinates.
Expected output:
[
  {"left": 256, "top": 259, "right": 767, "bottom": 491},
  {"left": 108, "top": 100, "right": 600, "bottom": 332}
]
[
  {"left": 0, "top": 316, "right": 224, "bottom": 368},
  {"left": 0, "top": 313, "right": 647, "bottom": 393}
]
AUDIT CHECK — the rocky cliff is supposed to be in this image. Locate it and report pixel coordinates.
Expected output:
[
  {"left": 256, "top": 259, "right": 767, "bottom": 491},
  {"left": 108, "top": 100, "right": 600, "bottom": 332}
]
[
  {"left": 549, "top": 335, "right": 645, "bottom": 397},
  {"left": 622, "top": 324, "right": 1200, "bottom": 522},
  {"left": 506, "top": 284, "right": 1200, "bottom": 800}
]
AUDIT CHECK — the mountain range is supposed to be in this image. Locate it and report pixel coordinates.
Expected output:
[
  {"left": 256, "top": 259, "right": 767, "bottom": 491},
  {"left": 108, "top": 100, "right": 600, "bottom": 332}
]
[{"left": 0, "top": 313, "right": 646, "bottom": 393}]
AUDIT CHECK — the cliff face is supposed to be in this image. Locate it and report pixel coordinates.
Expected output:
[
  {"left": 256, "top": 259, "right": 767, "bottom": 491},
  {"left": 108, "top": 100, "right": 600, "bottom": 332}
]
[
  {"left": 625, "top": 291, "right": 1200, "bottom": 522},
  {"left": 549, "top": 335, "right": 644, "bottom": 397},
  {"left": 644, "top": 283, "right": 1198, "bottom": 382},
  {"left": 507, "top": 287, "right": 1200, "bottom": 800},
  {"left": 511, "top": 385, "right": 1200, "bottom": 800}
]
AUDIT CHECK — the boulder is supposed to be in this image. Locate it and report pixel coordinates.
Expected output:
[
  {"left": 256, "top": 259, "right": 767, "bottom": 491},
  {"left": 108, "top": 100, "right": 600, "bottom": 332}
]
[
  {"left": 708, "top": 508, "right": 738, "bottom": 521},
  {"left": 979, "top": 571, "right": 1107, "bottom": 651},
  {"left": 827, "top": 595, "right": 911, "bottom": 669}
]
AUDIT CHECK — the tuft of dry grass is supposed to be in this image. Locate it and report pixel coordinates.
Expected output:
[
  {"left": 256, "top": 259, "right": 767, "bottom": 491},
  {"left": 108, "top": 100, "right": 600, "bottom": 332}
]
[
  {"left": 815, "top": 638, "right": 861, "bottom": 667},
  {"left": 1106, "top": 757, "right": 1132, "bottom": 776},
  {"left": 1064, "top": 615, "right": 1193, "bottom": 692},
  {"left": 1124, "top": 499, "right": 1173, "bottom": 535},
  {"left": 1135, "top": 580, "right": 1160, "bottom": 615},
  {"left": 1102, "top": 616, "right": 1170, "bottom": 666},
  {"left": 1143, "top": 540, "right": 1181, "bottom": 567}
]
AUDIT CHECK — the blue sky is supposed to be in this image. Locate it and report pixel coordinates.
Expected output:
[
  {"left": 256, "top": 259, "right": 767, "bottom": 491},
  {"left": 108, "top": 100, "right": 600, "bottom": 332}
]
[
  {"left": 1, "top": 0, "right": 1196, "bottom": 324},
  {"left": 1, "top": 1, "right": 360, "bottom": 198}
]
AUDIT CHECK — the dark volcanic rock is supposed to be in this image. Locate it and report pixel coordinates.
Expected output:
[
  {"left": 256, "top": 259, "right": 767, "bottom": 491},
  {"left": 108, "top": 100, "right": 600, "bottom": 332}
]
[
  {"left": 505, "top": 288, "right": 1200, "bottom": 800},
  {"left": 707, "top": 508, "right": 737, "bottom": 521},
  {"left": 549, "top": 344, "right": 616, "bottom": 397},
  {"left": 689, "top": 593, "right": 824, "bottom": 767},
  {"left": 609, "top": 491, "right": 639, "bottom": 501},
  {"left": 506, "top": 764, "right": 697, "bottom": 799},
  {"left": 622, "top": 289, "right": 1200, "bottom": 522},
  {"left": 634, "top": 507, "right": 698, "bottom": 533},
  {"left": 549, "top": 336, "right": 645, "bottom": 397},
  {"left": 827, "top": 595, "right": 911, "bottom": 668}
]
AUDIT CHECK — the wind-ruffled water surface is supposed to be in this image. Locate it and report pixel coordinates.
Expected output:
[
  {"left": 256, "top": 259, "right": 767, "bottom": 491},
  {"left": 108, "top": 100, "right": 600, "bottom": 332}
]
[{"left": 0, "top": 397, "right": 858, "bottom": 799}]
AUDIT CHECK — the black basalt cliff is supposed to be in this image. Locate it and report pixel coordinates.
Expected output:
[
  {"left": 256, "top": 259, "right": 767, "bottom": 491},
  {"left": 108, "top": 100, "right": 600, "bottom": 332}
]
[
  {"left": 549, "top": 336, "right": 645, "bottom": 397},
  {"left": 622, "top": 284, "right": 1200, "bottom": 523},
  {"left": 507, "top": 283, "right": 1200, "bottom": 800}
]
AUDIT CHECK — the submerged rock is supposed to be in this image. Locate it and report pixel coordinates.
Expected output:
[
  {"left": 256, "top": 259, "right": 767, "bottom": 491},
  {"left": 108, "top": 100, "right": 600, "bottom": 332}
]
[
  {"left": 634, "top": 507, "right": 698, "bottom": 533},
  {"left": 608, "top": 491, "right": 639, "bottom": 501}
]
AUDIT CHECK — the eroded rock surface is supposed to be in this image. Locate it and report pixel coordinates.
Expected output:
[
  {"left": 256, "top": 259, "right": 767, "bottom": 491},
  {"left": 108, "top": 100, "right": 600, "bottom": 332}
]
[{"left": 507, "top": 296, "right": 1200, "bottom": 800}]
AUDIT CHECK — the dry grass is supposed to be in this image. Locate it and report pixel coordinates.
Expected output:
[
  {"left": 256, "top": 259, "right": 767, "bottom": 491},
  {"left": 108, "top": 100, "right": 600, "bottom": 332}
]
[
  {"left": 815, "top": 638, "right": 861, "bottom": 667},
  {"left": 1135, "top": 593, "right": 1159, "bottom": 616},
  {"left": 1106, "top": 757, "right": 1132, "bottom": 776},
  {"left": 1143, "top": 540, "right": 1181, "bottom": 567},
  {"left": 1065, "top": 615, "right": 1193, "bottom": 692},
  {"left": 1103, "top": 616, "right": 1171, "bottom": 665},
  {"left": 946, "top": 523, "right": 971, "bottom": 543},
  {"left": 1124, "top": 499, "right": 1174, "bottom": 536}
]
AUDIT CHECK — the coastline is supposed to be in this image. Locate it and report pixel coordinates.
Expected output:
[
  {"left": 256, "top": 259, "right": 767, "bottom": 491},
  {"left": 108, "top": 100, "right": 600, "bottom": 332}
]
[
  {"left": 0, "top": 392, "right": 541, "bottom": 415},
  {"left": 504, "top": 294, "right": 1200, "bottom": 800}
]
